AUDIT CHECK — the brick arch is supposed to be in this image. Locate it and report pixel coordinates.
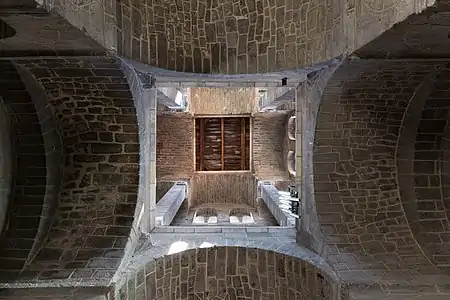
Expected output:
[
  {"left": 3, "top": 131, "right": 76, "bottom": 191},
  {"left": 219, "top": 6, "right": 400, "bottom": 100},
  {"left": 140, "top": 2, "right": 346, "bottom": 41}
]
[
  {"left": 113, "top": 0, "right": 432, "bottom": 74},
  {"left": 0, "top": 61, "right": 47, "bottom": 279},
  {"left": 116, "top": 246, "right": 340, "bottom": 299},
  {"left": 396, "top": 67, "right": 450, "bottom": 274},
  {"left": 312, "top": 60, "right": 447, "bottom": 284},
  {"left": 11, "top": 58, "right": 140, "bottom": 284}
]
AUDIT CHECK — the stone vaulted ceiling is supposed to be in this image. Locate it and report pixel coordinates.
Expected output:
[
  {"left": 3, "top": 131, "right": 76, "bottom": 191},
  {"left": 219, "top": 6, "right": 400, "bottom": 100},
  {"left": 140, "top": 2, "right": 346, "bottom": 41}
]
[
  {"left": 2, "top": 0, "right": 450, "bottom": 299},
  {"left": 42, "top": 0, "right": 435, "bottom": 73}
]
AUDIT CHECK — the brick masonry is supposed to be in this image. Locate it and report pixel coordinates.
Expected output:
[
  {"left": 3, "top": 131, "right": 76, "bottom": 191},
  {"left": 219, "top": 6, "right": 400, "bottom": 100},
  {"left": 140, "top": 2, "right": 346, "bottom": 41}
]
[
  {"left": 189, "top": 88, "right": 257, "bottom": 114},
  {"left": 189, "top": 172, "right": 257, "bottom": 207},
  {"left": 117, "top": 246, "right": 338, "bottom": 300},
  {"left": 2, "top": 58, "right": 141, "bottom": 284},
  {"left": 156, "top": 112, "right": 194, "bottom": 181},
  {"left": 156, "top": 181, "right": 174, "bottom": 203},
  {"left": 253, "top": 112, "right": 289, "bottom": 180}
]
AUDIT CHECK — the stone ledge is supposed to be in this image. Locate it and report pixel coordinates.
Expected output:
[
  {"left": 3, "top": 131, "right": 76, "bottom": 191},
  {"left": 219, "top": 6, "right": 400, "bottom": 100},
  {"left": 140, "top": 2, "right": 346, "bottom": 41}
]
[
  {"left": 260, "top": 183, "right": 298, "bottom": 226},
  {"left": 152, "top": 226, "right": 295, "bottom": 234},
  {"left": 154, "top": 182, "right": 187, "bottom": 226}
]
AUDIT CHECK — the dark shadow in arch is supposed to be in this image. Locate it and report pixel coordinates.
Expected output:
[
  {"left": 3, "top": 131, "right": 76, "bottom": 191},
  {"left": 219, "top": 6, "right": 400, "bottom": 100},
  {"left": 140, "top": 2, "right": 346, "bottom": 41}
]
[
  {"left": 0, "top": 19, "right": 16, "bottom": 39},
  {"left": 12, "top": 62, "right": 63, "bottom": 271}
]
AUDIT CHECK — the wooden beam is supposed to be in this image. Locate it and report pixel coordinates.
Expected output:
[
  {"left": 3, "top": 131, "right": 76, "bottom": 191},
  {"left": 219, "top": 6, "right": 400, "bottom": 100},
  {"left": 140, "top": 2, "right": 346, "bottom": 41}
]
[
  {"left": 199, "top": 118, "right": 204, "bottom": 171},
  {"left": 241, "top": 118, "right": 245, "bottom": 170},
  {"left": 221, "top": 118, "right": 224, "bottom": 171}
]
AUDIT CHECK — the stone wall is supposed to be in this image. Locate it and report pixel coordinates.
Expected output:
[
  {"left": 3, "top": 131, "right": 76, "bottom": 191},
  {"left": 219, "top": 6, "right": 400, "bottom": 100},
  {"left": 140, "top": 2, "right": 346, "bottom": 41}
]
[
  {"left": 41, "top": 0, "right": 117, "bottom": 51},
  {"left": 117, "top": 246, "right": 339, "bottom": 300},
  {"left": 156, "top": 113, "right": 194, "bottom": 181},
  {"left": 189, "top": 88, "right": 257, "bottom": 115},
  {"left": 355, "top": 0, "right": 450, "bottom": 60},
  {"left": 0, "top": 6, "right": 105, "bottom": 57},
  {"left": 3, "top": 58, "right": 141, "bottom": 284},
  {"left": 253, "top": 112, "right": 289, "bottom": 180},
  {"left": 189, "top": 172, "right": 257, "bottom": 207},
  {"left": 112, "top": 0, "right": 430, "bottom": 73},
  {"left": 313, "top": 60, "right": 449, "bottom": 285}
]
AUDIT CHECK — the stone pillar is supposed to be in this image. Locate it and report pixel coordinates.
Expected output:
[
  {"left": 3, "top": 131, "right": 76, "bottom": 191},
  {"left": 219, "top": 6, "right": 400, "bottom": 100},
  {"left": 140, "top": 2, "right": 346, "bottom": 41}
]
[
  {"left": 295, "top": 83, "right": 303, "bottom": 233},
  {"left": 141, "top": 88, "right": 157, "bottom": 233}
]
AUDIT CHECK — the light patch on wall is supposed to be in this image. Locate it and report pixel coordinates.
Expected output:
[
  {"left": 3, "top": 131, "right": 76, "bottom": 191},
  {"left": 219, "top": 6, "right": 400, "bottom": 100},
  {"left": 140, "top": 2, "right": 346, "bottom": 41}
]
[
  {"left": 167, "top": 241, "right": 188, "bottom": 255},
  {"left": 175, "top": 91, "right": 183, "bottom": 106}
]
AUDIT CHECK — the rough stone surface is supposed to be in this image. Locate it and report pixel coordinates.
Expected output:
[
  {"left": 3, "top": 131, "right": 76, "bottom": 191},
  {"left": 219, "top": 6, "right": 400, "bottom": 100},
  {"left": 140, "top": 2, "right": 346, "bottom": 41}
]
[
  {"left": 398, "top": 66, "right": 450, "bottom": 274},
  {"left": 0, "top": 8, "right": 105, "bottom": 57},
  {"left": 117, "top": 245, "right": 339, "bottom": 300},
  {"left": 312, "top": 60, "right": 450, "bottom": 292},
  {"left": 41, "top": 0, "right": 117, "bottom": 52},
  {"left": 0, "top": 58, "right": 140, "bottom": 285},
  {"left": 356, "top": 1, "right": 450, "bottom": 59},
  {"left": 112, "top": 0, "right": 433, "bottom": 73},
  {"left": 5, "top": 0, "right": 450, "bottom": 298}
]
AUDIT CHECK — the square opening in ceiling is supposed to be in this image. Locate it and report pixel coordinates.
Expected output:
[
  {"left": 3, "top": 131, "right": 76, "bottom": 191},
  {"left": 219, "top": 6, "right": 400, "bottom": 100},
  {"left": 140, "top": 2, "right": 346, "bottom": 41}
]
[{"left": 195, "top": 117, "right": 250, "bottom": 171}]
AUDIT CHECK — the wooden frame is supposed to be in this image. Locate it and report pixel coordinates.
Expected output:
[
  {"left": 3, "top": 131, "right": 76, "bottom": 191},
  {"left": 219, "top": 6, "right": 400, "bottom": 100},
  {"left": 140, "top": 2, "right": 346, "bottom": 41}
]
[
  {"left": 221, "top": 118, "right": 224, "bottom": 171},
  {"left": 195, "top": 116, "right": 250, "bottom": 171}
]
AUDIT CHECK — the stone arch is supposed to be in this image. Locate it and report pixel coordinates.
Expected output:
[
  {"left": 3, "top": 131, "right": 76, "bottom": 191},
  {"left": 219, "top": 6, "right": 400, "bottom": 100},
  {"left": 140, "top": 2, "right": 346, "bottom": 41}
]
[
  {"left": 116, "top": 245, "right": 340, "bottom": 299},
  {"left": 396, "top": 66, "right": 450, "bottom": 274},
  {"left": 7, "top": 58, "right": 141, "bottom": 284},
  {"left": 312, "top": 60, "right": 445, "bottom": 283},
  {"left": 0, "top": 61, "right": 47, "bottom": 278},
  {"left": 12, "top": 62, "right": 64, "bottom": 268}
]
